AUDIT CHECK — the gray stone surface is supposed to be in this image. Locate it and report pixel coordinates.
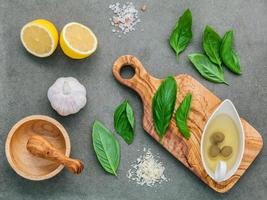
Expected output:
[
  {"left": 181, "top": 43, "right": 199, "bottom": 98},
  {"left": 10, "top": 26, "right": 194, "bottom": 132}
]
[{"left": 0, "top": 0, "right": 266, "bottom": 199}]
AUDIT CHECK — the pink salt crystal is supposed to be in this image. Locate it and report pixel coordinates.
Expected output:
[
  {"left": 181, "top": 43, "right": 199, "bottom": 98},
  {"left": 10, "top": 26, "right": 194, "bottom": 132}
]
[
  {"left": 113, "top": 16, "right": 120, "bottom": 24},
  {"left": 109, "top": 2, "right": 141, "bottom": 37}
]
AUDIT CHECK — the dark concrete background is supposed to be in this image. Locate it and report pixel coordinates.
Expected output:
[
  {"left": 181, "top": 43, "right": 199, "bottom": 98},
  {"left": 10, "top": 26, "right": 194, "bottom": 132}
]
[{"left": 0, "top": 0, "right": 266, "bottom": 199}]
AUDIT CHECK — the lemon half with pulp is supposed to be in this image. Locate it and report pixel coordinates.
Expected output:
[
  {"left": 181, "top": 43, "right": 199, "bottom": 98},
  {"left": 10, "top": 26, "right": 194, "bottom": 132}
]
[
  {"left": 20, "top": 19, "right": 58, "bottom": 57},
  {"left": 60, "top": 22, "right": 97, "bottom": 59}
]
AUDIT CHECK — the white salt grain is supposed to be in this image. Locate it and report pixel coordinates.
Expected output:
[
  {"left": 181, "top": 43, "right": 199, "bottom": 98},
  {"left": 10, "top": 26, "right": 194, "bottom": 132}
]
[
  {"left": 109, "top": 2, "right": 141, "bottom": 37},
  {"left": 127, "top": 148, "right": 168, "bottom": 187}
]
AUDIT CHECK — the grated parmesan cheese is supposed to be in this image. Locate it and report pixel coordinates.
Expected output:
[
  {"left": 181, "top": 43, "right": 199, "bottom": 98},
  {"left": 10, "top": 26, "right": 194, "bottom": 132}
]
[{"left": 127, "top": 148, "right": 168, "bottom": 187}]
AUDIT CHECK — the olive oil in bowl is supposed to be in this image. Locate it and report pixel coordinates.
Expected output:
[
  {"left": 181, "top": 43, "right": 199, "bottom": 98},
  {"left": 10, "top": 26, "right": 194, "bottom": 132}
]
[
  {"left": 201, "top": 99, "right": 245, "bottom": 182},
  {"left": 203, "top": 114, "right": 240, "bottom": 172}
]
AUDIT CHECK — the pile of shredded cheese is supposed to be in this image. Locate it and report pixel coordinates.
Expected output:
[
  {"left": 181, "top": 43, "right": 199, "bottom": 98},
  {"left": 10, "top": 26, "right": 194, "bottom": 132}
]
[{"left": 127, "top": 148, "right": 168, "bottom": 187}]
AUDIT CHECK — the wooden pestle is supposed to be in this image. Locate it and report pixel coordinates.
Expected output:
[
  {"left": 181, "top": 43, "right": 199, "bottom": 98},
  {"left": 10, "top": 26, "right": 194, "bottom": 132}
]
[{"left": 26, "top": 135, "right": 84, "bottom": 174}]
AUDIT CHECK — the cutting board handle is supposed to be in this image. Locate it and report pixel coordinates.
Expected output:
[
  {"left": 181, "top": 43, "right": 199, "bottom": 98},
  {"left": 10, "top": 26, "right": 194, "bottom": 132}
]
[
  {"left": 113, "top": 55, "right": 147, "bottom": 85},
  {"left": 113, "top": 55, "right": 157, "bottom": 100}
]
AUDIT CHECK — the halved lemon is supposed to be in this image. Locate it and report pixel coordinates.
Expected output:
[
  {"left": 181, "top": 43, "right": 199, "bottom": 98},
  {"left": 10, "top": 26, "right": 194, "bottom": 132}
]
[
  {"left": 60, "top": 22, "right": 97, "bottom": 59},
  {"left": 20, "top": 19, "right": 58, "bottom": 57}
]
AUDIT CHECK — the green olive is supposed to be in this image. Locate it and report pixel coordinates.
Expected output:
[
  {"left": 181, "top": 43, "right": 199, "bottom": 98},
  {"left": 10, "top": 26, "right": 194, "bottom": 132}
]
[
  {"left": 210, "top": 132, "right": 225, "bottom": 144},
  {"left": 221, "top": 146, "right": 233, "bottom": 157},
  {"left": 209, "top": 145, "right": 220, "bottom": 157}
]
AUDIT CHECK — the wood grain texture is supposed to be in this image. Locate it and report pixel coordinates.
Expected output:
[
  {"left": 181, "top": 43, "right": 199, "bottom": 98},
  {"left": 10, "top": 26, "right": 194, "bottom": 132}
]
[
  {"left": 5, "top": 115, "right": 71, "bottom": 181},
  {"left": 27, "top": 135, "right": 84, "bottom": 174},
  {"left": 112, "top": 55, "right": 263, "bottom": 193}
]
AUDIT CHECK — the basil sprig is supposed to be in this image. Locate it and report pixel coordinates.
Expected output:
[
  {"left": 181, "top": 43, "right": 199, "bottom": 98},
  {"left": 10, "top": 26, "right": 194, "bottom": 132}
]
[
  {"left": 114, "top": 100, "right": 135, "bottom": 144},
  {"left": 203, "top": 25, "right": 222, "bottom": 67},
  {"left": 188, "top": 53, "right": 228, "bottom": 85},
  {"left": 220, "top": 30, "right": 241, "bottom": 74},
  {"left": 152, "top": 76, "right": 177, "bottom": 140},
  {"left": 92, "top": 120, "right": 120, "bottom": 176},
  {"left": 169, "top": 9, "right": 192, "bottom": 59},
  {"left": 187, "top": 22, "right": 242, "bottom": 84},
  {"left": 175, "top": 93, "right": 192, "bottom": 139}
]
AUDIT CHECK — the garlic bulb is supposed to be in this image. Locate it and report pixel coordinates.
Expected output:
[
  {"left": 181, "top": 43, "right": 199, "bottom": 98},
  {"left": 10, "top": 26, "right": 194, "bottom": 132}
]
[{"left": 47, "top": 77, "right": 87, "bottom": 116}]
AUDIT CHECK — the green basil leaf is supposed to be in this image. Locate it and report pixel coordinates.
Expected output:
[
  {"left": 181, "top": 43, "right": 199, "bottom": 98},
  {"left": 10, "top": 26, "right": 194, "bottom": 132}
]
[
  {"left": 203, "top": 25, "right": 222, "bottom": 67},
  {"left": 92, "top": 120, "right": 120, "bottom": 175},
  {"left": 152, "top": 76, "right": 177, "bottom": 140},
  {"left": 188, "top": 53, "right": 228, "bottom": 85},
  {"left": 220, "top": 30, "right": 241, "bottom": 74},
  {"left": 169, "top": 9, "right": 193, "bottom": 58},
  {"left": 114, "top": 100, "right": 135, "bottom": 144},
  {"left": 126, "top": 103, "right": 135, "bottom": 129},
  {"left": 175, "top": 93, "right": 192, "bottom": 139}
]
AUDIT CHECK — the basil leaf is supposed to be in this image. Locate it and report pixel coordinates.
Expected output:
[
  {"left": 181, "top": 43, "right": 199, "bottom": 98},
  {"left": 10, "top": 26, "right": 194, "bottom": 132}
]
[
  {"left": 203, "top": 25, "right": 222, "bottom": 67},
  {"left": 126, "top": 103, "right": 134, "bottom": 129},
  {"left": 188, "top": 53, "right": 228, "bottom": 85},
  {"left": 92, "top": 120, "right": 120, "bottom": 175},
  {"left": 220, "top": 30, "right": 241, "bottom": 74},
  {"left": 152, "top": 76, "right": 177, "bottom": 140},
  {"left": 114, "top": 100, "right": 135, "bottom": 144},
  {"left": 175, "top": 93, "right": 192, "bottom": 139},
  {"left": 169, "top": 9, "right": 193, "bottom": 58}
]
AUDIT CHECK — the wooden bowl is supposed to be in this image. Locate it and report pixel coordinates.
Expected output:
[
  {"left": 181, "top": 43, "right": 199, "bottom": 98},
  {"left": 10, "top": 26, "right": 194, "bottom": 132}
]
[{"left": 5, "top": 115, "right": 71, "bottom": 181}]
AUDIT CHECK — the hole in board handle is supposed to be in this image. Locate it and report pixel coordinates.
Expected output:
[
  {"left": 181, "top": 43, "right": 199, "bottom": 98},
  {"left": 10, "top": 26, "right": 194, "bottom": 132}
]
[{"left": 119, "top": 65, "right": 136, "bottom": 79}]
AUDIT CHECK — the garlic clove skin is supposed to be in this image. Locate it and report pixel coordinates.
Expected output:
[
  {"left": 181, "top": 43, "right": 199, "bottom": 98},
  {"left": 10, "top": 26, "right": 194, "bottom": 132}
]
[{"left": 48, "top": 77, "right": 87, "bottom": 116}]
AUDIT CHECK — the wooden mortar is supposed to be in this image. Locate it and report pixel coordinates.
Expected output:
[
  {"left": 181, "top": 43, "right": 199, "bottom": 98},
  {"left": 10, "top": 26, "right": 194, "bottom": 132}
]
[{"left": 5, "top": 115, "right": 71, "bottom": 181}]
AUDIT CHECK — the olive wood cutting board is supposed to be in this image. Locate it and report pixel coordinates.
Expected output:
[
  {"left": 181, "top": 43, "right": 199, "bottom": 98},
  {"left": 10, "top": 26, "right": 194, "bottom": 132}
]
[{"left": 112, "top": 55, "right": 263, "bottom": 193}]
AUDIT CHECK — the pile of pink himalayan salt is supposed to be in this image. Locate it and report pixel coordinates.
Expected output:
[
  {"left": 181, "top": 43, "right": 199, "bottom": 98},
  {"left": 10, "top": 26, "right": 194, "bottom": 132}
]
[{"left": 109, "top": 2, "right": 141, "bottom": 37}]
